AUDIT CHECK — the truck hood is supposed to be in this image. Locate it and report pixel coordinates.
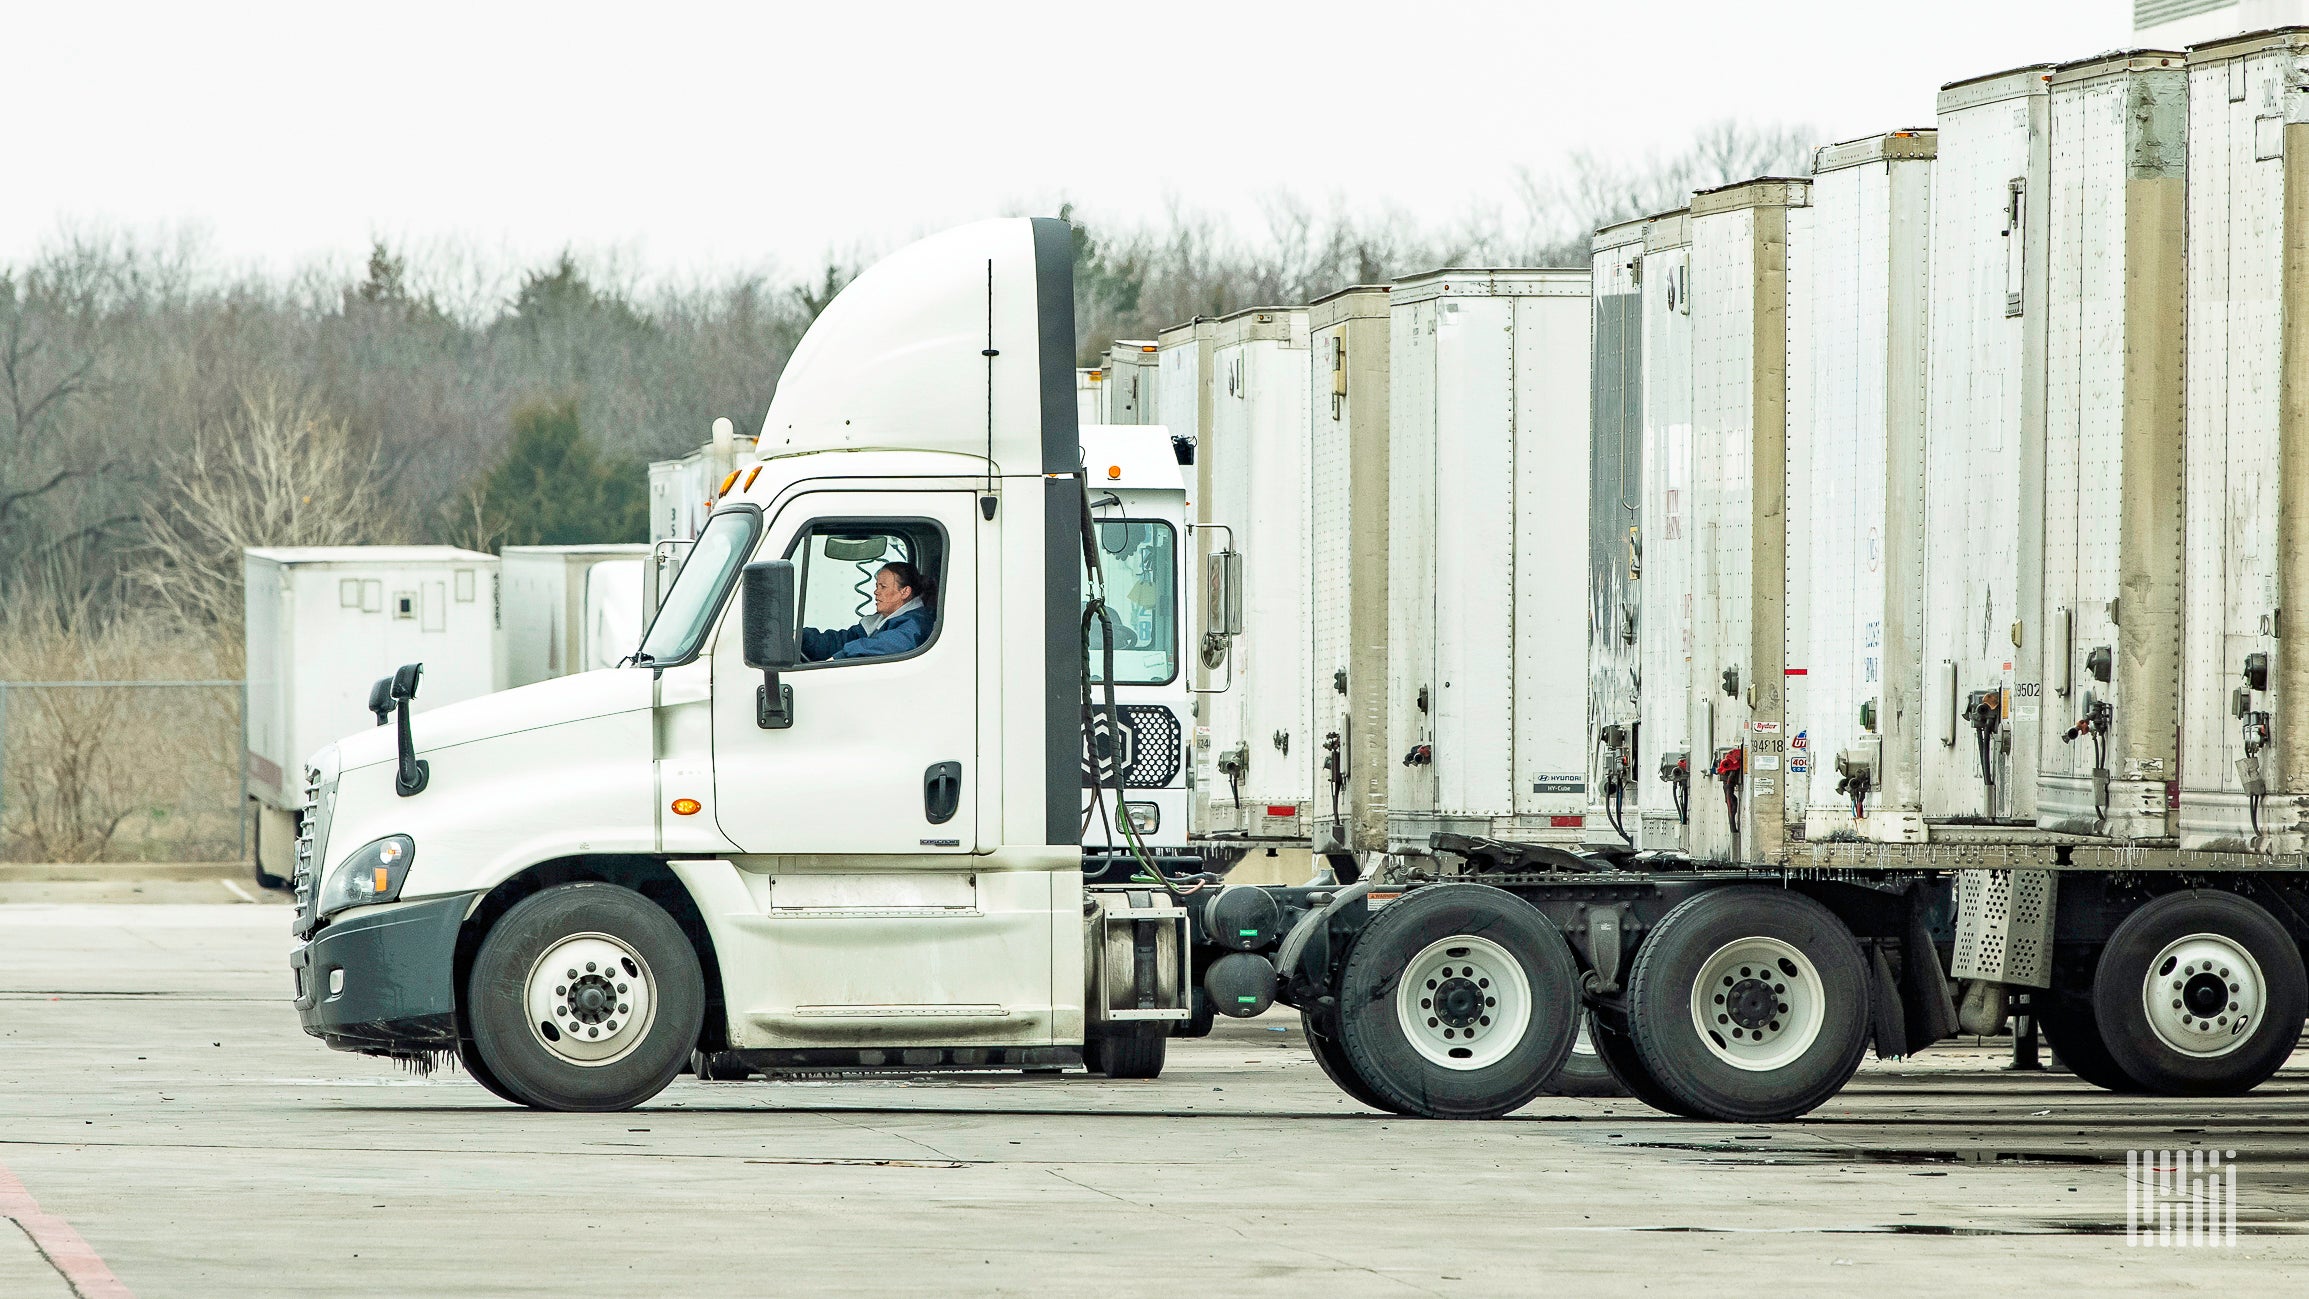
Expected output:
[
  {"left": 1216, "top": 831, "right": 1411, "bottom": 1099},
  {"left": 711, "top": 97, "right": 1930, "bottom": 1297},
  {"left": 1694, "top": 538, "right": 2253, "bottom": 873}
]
[{"left": 335, "top": 670, "right": 653, "bottom": 772}]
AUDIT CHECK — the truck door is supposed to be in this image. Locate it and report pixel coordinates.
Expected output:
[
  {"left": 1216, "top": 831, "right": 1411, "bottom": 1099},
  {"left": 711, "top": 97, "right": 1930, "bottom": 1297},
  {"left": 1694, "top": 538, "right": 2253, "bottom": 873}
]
[
  {"left": 712, "top": 490, "right": 977, "bottom": 854},
  {"left": 706, "top": 489, "right": 1054, "bottom": 1049}
]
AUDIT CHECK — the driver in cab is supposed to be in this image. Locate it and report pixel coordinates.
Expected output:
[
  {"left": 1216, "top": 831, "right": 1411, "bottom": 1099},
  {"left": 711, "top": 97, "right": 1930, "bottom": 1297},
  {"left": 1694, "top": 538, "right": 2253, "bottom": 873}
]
[{"left": 799, "top": 562, "right": 934, "bottom": 662}]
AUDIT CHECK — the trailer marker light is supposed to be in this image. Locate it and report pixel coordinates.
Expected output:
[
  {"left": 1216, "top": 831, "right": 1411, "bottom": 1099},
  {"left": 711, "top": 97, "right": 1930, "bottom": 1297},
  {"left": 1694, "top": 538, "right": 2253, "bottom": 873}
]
[
  {"left": 719, "top": 469, "right": 741, "bottom": 496},
  {"left": 1108, "top": 465, "right": 1122, "bottom": 480},
  {"left": 1550, "top": 815, "right": 1584, "bottom": 828},
  {"left": 1266, "top": 805, "right": 1296, "bottom": 818},
  {"left": 672, "top": 798, "right": 702, "bottom": 816},
  {"left": 744, "top": 466, "right": 762, "bottom": 491}
]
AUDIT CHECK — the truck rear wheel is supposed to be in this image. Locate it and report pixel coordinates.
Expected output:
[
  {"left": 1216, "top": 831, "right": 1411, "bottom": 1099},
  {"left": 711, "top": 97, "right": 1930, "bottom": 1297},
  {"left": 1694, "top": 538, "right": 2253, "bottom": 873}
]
[
  {"left": 1332, "top": 884, "right": 1580, "bottom": 1119},
  {"left": 1586, "top": 1009, "right": 1700, "bottom": 1116},
  {"left": 1301, "top": 1012, "right": 1411, "bottom": 1114},
  {"left": 2033, "top": 991, "right": 2142, "bottom": 1093},
  {"left": 1623, "top": 887, "right": 1871, "bottom": 1122},
  {"left": 1091, "top": 1024, "right": 1167, "bottom": 1078},
  {"left": 1543, "top": 1018, "right": 1632, "bottom": 1098},
  {"left": 467, "top": 882, "right": 705, "bottom": 1112},
  {"left": 2090, "top": 890, "right": 2306, "bottom": 1096}
]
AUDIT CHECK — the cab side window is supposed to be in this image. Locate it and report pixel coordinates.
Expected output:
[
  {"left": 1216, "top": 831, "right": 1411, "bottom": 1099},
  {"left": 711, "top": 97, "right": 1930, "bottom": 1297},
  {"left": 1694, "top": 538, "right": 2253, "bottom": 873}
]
[{"left": 786, "top": 521, "right": 945, "bottom": 666}]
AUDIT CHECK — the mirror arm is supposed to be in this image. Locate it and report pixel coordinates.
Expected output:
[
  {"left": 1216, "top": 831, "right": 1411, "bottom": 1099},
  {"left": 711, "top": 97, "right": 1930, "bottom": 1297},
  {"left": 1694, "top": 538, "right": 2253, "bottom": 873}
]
[
  {"left": 756, "top": 668, "right": 793, "bottom": 730},
  {"left": 394, "top": 697, "right": 430, "bottom": 796}
]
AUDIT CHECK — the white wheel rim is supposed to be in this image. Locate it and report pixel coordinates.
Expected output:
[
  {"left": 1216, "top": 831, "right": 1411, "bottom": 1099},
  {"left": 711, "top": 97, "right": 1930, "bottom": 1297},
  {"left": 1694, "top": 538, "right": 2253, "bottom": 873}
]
[
  {"left": 1687, "top": 937, "right": 1826, "bottom": 1072},
  {"left": 2140, "top": 932, "right": 2264, "bottom": 1059},
  {"left": 1394, "top": 934, "right": 1531, "bottom": 1070},
  {"left": 525, "top": 932, "right": 657, "bottom": 1067}
]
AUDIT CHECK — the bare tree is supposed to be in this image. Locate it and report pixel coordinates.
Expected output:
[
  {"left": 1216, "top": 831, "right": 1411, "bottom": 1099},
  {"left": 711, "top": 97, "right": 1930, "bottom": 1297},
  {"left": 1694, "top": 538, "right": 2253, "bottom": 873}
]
[{"left": 130, "top": 382, "right": 399, "bottom": 635}]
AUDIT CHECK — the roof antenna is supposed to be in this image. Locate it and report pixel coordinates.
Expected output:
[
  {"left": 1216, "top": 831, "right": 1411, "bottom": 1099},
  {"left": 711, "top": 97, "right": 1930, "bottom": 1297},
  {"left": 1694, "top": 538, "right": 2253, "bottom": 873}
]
[{"left": 981, "top": 257, "right": 999, "bottom": 521}]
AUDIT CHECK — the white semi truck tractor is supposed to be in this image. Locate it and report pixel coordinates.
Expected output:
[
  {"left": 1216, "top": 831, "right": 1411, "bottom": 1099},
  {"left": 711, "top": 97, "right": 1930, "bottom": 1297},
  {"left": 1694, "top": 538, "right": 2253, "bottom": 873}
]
[{"left": 287, "top": 218, "right": 1588, "bottom": 1114}]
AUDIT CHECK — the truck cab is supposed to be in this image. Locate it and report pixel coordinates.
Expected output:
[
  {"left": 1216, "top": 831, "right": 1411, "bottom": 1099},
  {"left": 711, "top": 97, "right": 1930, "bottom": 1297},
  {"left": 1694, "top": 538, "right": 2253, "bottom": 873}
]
[
  {"left": 1076, "top": 424, "right": 1198, "bottom": 885},
  {"left": 289, "top": 219, "right": 1192, "bottom": 1108}
]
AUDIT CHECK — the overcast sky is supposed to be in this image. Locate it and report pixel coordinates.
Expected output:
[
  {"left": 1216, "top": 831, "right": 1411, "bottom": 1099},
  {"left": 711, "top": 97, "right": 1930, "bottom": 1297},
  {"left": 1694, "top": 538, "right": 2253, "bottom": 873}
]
[{"left": 6, "top": 1, "right": 2134, "bottom": 282}]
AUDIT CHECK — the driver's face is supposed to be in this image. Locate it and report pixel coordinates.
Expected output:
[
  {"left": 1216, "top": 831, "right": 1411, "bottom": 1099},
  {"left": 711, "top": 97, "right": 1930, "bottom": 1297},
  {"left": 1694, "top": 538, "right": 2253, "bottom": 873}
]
[{"left": 872, "top": 569, "right": 913, "bottom": 616}]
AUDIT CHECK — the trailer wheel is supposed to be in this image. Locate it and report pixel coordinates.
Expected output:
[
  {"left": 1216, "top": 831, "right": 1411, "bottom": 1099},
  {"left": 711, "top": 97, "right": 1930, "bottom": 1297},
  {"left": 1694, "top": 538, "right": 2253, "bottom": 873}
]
[
  {"left": 1092, "top": 1024, "right": 1167, "bottom": 1079},
  {"left": 1623, "top": 887, "right": 1870, "bottom": 1122},
  {"left": 2090, "top": 890, "right": 2307, "bottom": 1096},
  {"left": 1301, "top": 1012, "right": 1411, "bottom": 1114},
  {"left": 467, "top": 882, "right": 705, "bottom": 1112},
  {"left": 2032, "top": 992, "right": 2142, "bottom": 1093},
  {"left": 456, "top": 1039, "right": 523, "bottom": 1105},
  {"left": 1585, "top": 1009, "right": 1700, "bottom": 1117},
  {"left": 1332, "top": 883, "right": 1580, "bottom": 1119},
  {"left": 1542, "top": 1018, "right": 1632, "bottom": 1098}
]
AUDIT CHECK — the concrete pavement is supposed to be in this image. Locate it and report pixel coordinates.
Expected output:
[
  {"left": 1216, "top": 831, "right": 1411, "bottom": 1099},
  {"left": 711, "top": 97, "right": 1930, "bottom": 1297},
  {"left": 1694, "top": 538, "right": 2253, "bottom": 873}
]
[{"left": 1, "top": 901, "right": 2303, "bottom": 1296}]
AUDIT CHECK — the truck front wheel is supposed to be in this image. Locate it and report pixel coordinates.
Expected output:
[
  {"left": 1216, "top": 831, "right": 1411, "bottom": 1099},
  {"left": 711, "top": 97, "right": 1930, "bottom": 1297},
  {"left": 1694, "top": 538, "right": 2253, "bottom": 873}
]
[
  {"left": 2090, "top": 890, "right": 2306, "bottom": 1096},
  {"left": 1332, "top": 884, "right": 1581, "bottom": 1118},
  {"left": 1623, "top": 887, "right": 1871, "bottom": 1122},
  {"left": 467, "top": 882, "right": 705, "bottom": 1112}
]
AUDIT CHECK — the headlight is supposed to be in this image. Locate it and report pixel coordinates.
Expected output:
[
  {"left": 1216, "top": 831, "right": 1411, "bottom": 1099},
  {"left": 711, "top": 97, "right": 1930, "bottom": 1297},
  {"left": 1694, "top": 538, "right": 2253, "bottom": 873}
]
[
  {"left": 1122, "top": 802, "right": 1159, "bottom": 835},
  {"left": 318, "top": 835, "right": 415, "bottom": 917}
]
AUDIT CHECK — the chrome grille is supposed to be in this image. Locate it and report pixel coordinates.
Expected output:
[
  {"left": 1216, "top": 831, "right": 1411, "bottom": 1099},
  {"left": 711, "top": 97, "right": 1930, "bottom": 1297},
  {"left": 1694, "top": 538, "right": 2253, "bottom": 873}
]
[
  {"left": 1083, "top": 705, "right": 1183, "bottom": 790},
  {"left": 290, "top": 769, "right": 324, "bottom": 938}
]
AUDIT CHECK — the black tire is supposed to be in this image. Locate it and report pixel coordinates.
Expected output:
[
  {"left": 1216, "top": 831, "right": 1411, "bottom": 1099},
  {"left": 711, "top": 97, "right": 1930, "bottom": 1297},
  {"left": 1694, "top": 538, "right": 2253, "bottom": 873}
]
[
  {"left": 467, "top": 882, "right": 705, "bottom": 1112},
  {"left": 1542, "top": 1017, "right": 1633, "bottom": 1098},
  {"left": 1624, "top": 887, "right": 1872, "bottom": 1122},
  {"left": 691, "top": 1049, "right": 754, "bottom": 1082},
  {"left": 1586, "top": 1008, "right": 1701, "bottom": 1117},
  {"left": 1301, "top": 1011, "right": 1412, "bottom": 1114},
  {"left": 1173, "top": 987, "right": 1216, "bottom": 1039},
  {"left": 2090, "top": 890, "right": 2307, "bottom": 1096},
  {"left": 2034, "top": 991, "right": 2143, "bottom": 1093},
  {"left": 1093, "top": 1023, "right": 1167, "bottom": 1079},
  {"left": 457, "top": 1038, "right": 524, "bottom": 1105},
  {"left": 1333, "top": 883, "right": 1581, "bottom": 1119}
]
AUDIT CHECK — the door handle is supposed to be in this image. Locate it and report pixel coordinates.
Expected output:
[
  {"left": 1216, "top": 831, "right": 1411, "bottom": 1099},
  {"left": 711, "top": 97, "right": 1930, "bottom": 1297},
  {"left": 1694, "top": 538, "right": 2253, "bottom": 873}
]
[{"left": 924, "top": 761, "right": 962, "bottom": 825}]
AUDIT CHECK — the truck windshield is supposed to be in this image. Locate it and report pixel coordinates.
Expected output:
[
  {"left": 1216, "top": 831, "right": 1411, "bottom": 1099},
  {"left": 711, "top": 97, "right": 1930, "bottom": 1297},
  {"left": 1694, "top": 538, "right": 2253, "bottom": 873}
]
[
  {"left": 1085, "top": 519, "right": 1177, "bottom": 685},
  {"left": 637, "top": 508, "right": 758, "bottom": 665}
]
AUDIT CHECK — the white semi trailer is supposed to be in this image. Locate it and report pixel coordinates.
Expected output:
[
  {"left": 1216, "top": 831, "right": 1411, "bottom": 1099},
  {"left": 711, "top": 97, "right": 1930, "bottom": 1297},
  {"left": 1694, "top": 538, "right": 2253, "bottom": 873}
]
[
  {"left": 1098, "top": 340, "right": 1161, "bottom": 425},
  {"left": 245, "top": 546, "right": 503, "bottom": 884},
  {"left": 1589, "top": 224, "right": 1645, "bottom": 848},
  {"left": 1635, "top": 211, "right": 1697, "bottom": 852},
  {"left": 502, "top": 545, "right": 649, "bottom": 688}
]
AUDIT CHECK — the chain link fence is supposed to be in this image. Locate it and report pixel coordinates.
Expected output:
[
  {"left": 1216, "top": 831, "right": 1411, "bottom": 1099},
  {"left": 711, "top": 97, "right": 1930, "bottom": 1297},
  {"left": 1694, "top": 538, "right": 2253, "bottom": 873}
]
[{"left": 0, "top": 680, "right": 247, "bottom": 863}]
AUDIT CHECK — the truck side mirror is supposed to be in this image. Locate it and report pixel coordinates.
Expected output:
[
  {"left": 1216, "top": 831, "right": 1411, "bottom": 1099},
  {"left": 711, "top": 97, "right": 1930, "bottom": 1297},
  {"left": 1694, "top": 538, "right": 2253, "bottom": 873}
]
[
  {"left": 1205, "top": 549, "right": 1243, "bottom": 637},
  {"left": 741, "top": 561, "right": 800, "bottom": 670},
  {"left": 367, "top": 678, "right": 394, "bottom": 727},
  {"left": 742, "top": 560, "right": 799, "bottom": 729},
  {"left": 391, "top": 662, "right": 423, "bottom": 701}
]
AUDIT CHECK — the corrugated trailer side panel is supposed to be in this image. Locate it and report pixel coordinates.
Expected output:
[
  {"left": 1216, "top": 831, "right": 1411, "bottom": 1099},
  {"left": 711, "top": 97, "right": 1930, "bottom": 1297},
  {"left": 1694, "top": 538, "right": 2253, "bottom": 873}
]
[
  {"left": 1636, "top": 215, "right": 1695, "bottom": 850},
  {"left": 1433, "top": 288, "right": 1519, "bottom": 822},
  {"left": 242, "top": 556, "right": 291, "bottom": 805},
  {"left": 1922, "top": 67, "right": 2055, "bottom": 824},
  {"left": 1791, "top": 134, "right": 1936, "bottom": 844},
  {"left": 1589, "top": 225, "right": 1645, "bottom": 844},
  {"left": 2039, "top": 53, "right": 2188, "bottom": 840},
  {"left": 1307, "top": 287, "right": 1393, "bottom": 857},
  {"left": 1688, "top": 181, "right": 1805, "bottom": 863},
  {"left": 1203, "top": 309, "right": 1312, "bottom": 838},
  {"left": 1158, "top": 319, "right": 1221, "bottom": 829},
  {"left": 1510, "top": 278, "right": 1599, "bottom": 834},
  {"left": 2180, "top": 30, "right": 2309, "bottom": 850},
  {"left": 1385, "top": 271, "right": 1592, "bottom": 850},
  {"left": 1386, "top": 292, "right": 1441, "bottom": 851},
  {"left": 1784, "top": 200, "right": 1816, "bottom": 835}
]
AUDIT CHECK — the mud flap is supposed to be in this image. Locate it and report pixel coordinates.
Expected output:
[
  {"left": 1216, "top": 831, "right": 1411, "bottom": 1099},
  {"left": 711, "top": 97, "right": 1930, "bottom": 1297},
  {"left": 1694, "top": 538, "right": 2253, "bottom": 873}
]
[
  {"left": 1867, "top": 944, "right": 1906, "bottom": 1062},
  {"left": 1900, "top": 886, "right": 1960, "bottom": 1054}
]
